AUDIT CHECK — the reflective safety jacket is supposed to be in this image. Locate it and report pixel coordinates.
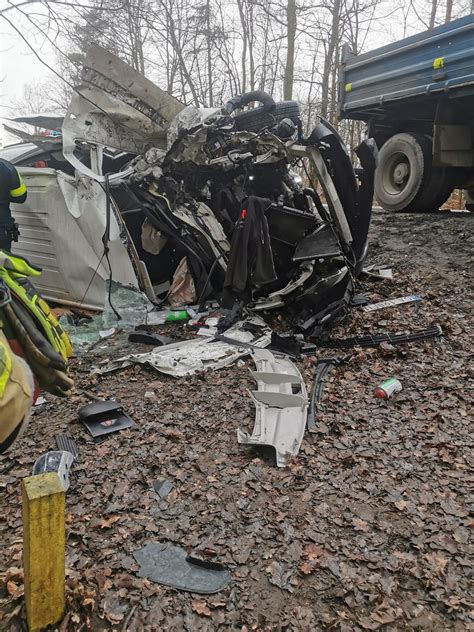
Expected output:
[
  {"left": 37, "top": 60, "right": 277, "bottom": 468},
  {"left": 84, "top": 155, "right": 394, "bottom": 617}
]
[
  {"left": 0, "top": 159, "right": 27, "bottom": 226},
  {"left": 0, "top": 329, "right": 33, "bottom": 454},
  {"left": 0, "top": 252, "right": 72, "bottom": 360}
]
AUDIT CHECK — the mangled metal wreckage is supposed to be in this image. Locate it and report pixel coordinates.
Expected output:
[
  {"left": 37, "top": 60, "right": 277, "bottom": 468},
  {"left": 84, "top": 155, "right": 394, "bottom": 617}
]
[{"left": 11, "top": 44, "right": 377, "bottom": 336}]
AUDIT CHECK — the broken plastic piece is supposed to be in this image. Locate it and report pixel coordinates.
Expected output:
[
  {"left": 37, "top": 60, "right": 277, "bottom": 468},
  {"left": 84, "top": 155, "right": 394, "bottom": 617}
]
[
  {"left": 55, "top": 433, "right": 79, "bottom": 460},
  {"left": 269, "top": 332, "right": 302, "bottom": 358},
  {"left": 133, "top": 543, "right": 230, "bottom": 594},
  {"left": 32, "top": 451, "right": 74, "bottom": 492},
  {"left": 310, "top": 325, "right": 443, "bottom": 349},
  {"left": 153, "top": 479, "right": 173, "bottom": 499},
  {"left": 307, "top": 356, "right": 348, "bottom": 431},
  {"left": 78, "top": 400, "right": 135, "bottom": 438},
  {"left": 237, "top": 349, "right": 308, "bottom": 467},
  {"left": 362, "top": 265, "right": 393, "bottom": 280},
  {"left": 361, "top": 295, "right": 421, "bottom": 312},
  {"left": 128, "top": 332, "right": 174, "bottom": 346}
]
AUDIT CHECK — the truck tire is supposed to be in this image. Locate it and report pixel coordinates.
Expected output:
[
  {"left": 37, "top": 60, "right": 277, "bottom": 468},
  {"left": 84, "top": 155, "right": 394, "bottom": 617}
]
[{"left": 375, "top": 133, "right": 453, "bottom": 212}]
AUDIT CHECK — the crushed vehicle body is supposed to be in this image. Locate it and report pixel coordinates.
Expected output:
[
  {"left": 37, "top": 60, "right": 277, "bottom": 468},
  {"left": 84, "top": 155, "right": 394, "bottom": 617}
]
[{"left": 5, "top": 45, "right": 378, "bottom": 334}]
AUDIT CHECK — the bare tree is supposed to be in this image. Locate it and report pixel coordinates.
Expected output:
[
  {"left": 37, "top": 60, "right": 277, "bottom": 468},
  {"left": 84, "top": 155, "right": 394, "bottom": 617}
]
[{"left": 283, "top": 0, "right": 297, "bottom": 99}]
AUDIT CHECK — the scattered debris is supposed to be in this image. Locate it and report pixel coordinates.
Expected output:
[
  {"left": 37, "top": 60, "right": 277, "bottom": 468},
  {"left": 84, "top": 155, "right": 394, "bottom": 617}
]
[
  {"left": 127, "top": 332, "right": 175, "bottom": 346},
  {"left": 312, "top": 324, "right": 443, "bottom": 348},
  {"left": 133, "top": 544, "right": 230, "bottom": 594},
  {"left": 99, "top": 317, "right": 271, "bottom": 377},
  {"left": 99, "top": 328, "right": 116, "bottom": 339},
  {"left": 374, "top": 377, "right": 403, "bottom": 399},
  {"left": 152, "top": 479, "right": 173, "bottom": 500},
  {"left": 78, "top": 400, "right": 135, "bottom": 438},
  {"left": 54, "top": 433, "right": 79, "bottom": 460},
  {"left": 1, "top": 206, "right": 470, "bottom": 631},
  {"left": 361, "top": 294, "right": 422, "bottom": 312},
  {"left": 237, "top": 349, "right": 308, "bottom": 466},
  {"left": 362, "top": 264, "right": 394, "bottom": 280},
  {"left": 148, "top": 310, "right": 190, "bottom": 325},
  {"left": 32, "top": 451, "right": 74, "bottom": 491},
  {"left": 307, "top": 355, "right": 348, "bottom": 431}
]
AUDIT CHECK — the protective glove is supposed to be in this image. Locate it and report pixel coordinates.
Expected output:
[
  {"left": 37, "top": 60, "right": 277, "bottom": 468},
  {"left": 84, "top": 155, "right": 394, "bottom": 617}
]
[{"left": 2, "top": 302, "right": 74, "bottom": 397}]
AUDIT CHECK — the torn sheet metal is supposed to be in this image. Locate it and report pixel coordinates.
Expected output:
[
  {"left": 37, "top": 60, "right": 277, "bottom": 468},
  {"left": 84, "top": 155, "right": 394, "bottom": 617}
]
[
  {"left": 237, "top": 349, "right": 308, "bottom": 467},
  {"left": 167, "top": 105, "right": 226, "bottom": 148},
  {"left": 62, "top": 44, "right": 184, "bottom": 181},
  {"left": 8, "top": 113, "right": 64, "bottom": 132},
  {"left": 12, "top": 169, "right": 138, "bottom": 309},
  {"left": 2, "top": 124, "right": 63, "bottom": 149},
  {"left": 97, "top": 318, "right": 271, "bottom": 377}
]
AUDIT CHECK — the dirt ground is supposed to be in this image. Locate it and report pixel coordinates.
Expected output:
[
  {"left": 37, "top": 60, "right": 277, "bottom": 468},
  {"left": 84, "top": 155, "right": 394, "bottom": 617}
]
[{"left": 1, "top": 208, "right": 472, "bottom": 632}]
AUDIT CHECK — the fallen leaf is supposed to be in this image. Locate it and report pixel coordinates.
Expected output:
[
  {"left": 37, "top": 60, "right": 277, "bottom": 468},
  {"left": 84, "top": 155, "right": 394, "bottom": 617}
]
[
  {"left": 303, "top": 544, "right": 325, "bottom": 560},
  {"left": 99, "top": 515, "right": 120, "bottom": 529},
  {"left": 425, "top": 552, "right": 448, "bottom": 575},
  {"left": 7, "top": 580, "right": 18, "bottom": 595},
  {"left": 299, "top": 561, "right": 317, "bottom": 575},
  {"left": 352, "top": 518, "right": 369, "bottom": 532},
  {"left": 192, "top": 599, "right": 212, "bottom": 617}
]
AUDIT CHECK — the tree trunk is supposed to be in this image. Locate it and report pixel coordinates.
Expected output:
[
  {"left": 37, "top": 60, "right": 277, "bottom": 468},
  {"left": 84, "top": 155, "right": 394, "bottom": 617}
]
[
  {"left": 237, "top": 0, "right": 247, "bottom": 93},
  {"left": 321, "top": 0, "right": 341, "bottom": 119},
  {"left": 206, "top": 0, "right": 213, "bottom": 106},
  {"left": 445, "top": 0, "right": 453, "bottom": 23},
  {"left": 429, "top": 0, "right": 438, "bottom": 29},
  {"left": 283, "top": 0, "right": 296, "bottom": 100}
]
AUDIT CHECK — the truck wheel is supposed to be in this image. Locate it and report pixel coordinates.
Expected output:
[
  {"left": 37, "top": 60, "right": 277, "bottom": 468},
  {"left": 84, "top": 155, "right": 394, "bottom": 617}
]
[{"left": 375, "top": 133, "right": 453, "bottom": 212}]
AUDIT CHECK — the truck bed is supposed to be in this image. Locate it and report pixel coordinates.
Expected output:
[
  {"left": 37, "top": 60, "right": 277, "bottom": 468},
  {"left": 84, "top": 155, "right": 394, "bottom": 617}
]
[{"left": 339, "top": 14, "right": 474, "bottom": 120}]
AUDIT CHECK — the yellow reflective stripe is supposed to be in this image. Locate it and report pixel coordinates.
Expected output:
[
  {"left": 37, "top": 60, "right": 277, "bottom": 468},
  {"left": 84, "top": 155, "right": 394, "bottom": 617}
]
[
  {"left": 0, "top": 341, "right": 12, "bottom": 398},
  {"left": 345, "top": 83, "right": 352, "bottom": 93},
  {"left": 10, "top": 174, "right": 27, "bottom": 198},
  {"left": 433, "top": 57, "right": 445, "bottom": 69}
]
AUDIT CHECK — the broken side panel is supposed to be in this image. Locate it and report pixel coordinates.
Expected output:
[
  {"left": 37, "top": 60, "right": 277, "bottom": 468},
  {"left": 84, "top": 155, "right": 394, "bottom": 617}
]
[
  {"left": 237, "top": 349, "right": 308, "bottom": 467},
  {"left": 11, "top": 168, "right": 138, "bottom": 309}
]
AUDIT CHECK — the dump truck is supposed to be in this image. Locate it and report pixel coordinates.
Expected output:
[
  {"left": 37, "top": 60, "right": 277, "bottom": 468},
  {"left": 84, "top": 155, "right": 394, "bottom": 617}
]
[{"left": 339, "top": 14, "right": 474, "bottom": 211}]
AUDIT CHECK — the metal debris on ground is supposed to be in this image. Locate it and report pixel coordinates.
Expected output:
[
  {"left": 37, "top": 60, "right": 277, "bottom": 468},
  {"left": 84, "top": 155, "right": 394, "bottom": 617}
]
[
  {"left": 361, "top": 294, "right": 422, "bottom": 312},
  {"left": 97, "top": 317, "right": 271, "bottom": 377},
  {"left": 374, "top": 378, "right": 403, "bottom": 399},
  {"left": 361, "top": 264, "right": 394, "bottom": 280}
]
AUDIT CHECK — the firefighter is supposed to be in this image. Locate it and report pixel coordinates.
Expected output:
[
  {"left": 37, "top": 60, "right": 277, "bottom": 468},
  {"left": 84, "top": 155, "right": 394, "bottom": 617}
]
[
  {"left": 0, "top": 327, "right": 34, "bottom": 454},
  {"left": 0, "top": 158, "right": 27, "bottom": 252},
  {"left": 0, "top": 252, "right": 74, "bottom": 455}
]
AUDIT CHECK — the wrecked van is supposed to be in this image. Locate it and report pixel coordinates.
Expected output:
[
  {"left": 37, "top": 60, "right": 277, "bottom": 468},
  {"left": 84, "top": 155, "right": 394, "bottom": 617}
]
[{"left": 4, "top": 45, "right": 378, "bottom": 335}]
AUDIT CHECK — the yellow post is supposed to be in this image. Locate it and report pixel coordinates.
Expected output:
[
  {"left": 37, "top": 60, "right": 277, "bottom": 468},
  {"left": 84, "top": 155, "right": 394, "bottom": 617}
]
[{"left": 22, "top": 472, "right": 65, "bottom": 632}]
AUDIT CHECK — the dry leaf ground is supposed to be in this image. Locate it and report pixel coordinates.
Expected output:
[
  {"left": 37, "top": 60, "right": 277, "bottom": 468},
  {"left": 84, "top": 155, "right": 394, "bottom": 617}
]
[{"left": 0, "top": 209, "right": 472, "bottom": 631}]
